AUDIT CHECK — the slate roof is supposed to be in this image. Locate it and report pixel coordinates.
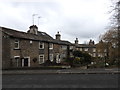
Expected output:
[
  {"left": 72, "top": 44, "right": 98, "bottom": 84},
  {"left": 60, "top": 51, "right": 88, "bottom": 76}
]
[{"left": 1, "top": 26, "right": 71, "bottom": 45}]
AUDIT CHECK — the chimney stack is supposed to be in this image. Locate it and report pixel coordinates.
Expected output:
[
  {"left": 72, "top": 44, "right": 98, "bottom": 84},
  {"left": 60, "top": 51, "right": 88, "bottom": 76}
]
[
  {"left": 75, "top": 38, "right": 79, "bottom": 44},
  {"left": 27, "top": 25, "right": 38, "bottom": 35},
  {"left": 55, "top": 31, "right": 61, "bottom": 40},
  {"left": 89, "top": 39, "right": 95, "bottom": 45}
]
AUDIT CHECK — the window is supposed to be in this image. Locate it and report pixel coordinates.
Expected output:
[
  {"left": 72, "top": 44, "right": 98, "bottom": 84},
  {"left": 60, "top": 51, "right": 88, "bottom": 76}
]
[
  {"left": 104, "top": 49, "right": 107, "bottom": 52},
  {"left": 39, "top": 55, "right": 44, "bottom": 64},
  {"left": 93, "top": 48, "right": 96, "bottom": 52},
  {"left": 14, "top": 39, "right": 19, "bottom": 49},
  {"left": 61, "top": 53, "right": 66, "bottom": 58},
  {"left": 76, "top": 48, "right": 79, "bottom": 50},
  {"left": 49, "top": 43, "right": 53, "bottom": 49},
  {"left": 70, "top": 46, "right": 73, "bottom": 50},
  {"left": 49, "top": 54, "right": 53, "bottom": 62},
  {"left": 105, "top": 53, "right": 107, "bottom": 56},
  {"left": 93, "top": 53, "right": 96, "bottom": 57},
  {"left": 62, "top": 45, "right": 67, "bottom": 50},
  {"left": 98, "top": 53, "right": 101, "bottom": 57},
  {"left": 84, "top": 48, "right": 88, "bottom": 51},
  {"left": 80, "top": 48, "right": 82, "bottom": 51},
  {"left": 56, "top": 53, "right": 61, "bottom": 63},
  {"left": 39, "top": 42, "right": 44, "bottom": 49}
]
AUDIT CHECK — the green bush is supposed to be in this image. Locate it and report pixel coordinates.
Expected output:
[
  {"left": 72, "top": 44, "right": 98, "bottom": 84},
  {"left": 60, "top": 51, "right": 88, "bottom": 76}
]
[
  {"left": 73, "top": 57, "right": 81, "bottom": 64},
  {"left": 73, "top": 50, "right": 92, "bottom": 64},
  {"left": 63, "top": 50, "right": 93, "bottom": 67}
]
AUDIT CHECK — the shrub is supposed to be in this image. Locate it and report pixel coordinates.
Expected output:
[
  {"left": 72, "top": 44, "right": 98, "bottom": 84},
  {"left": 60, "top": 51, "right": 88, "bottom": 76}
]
[{"left": 73, "top": 57, "right": 81, "bottom": 64}]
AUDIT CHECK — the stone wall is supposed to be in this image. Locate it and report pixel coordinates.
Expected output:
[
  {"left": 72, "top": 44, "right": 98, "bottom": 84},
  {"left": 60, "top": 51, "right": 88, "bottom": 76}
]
[{"left": 2, "top": 31, "right": 11, "bottom": 69}]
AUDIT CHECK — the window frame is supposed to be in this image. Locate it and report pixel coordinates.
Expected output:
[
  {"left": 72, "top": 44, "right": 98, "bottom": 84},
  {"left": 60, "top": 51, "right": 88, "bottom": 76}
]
[
  {"left": 93, "top": 53, "right": 96, "bottom": 57},
  {"left": 62, "top": 45, "right": 67, "bottom": 50},
  {"left": 84, "top": 48, "right": 88, "bottom": 51},
  {"left": 93, "top": 48, "right": 96, "bottom": 52},
  {"left": 80, "top": 48, "right": 82, "bottom": 51},
  {"left": 39, "top": 55, "right": 44, "bottom": 64},
  {"left": 39, "top": 42, "right": 44, "bottom": 49},
  {"left": 14, "top": 56, "right": 20, "bottom": 67},
  {"left": 49, "top": 43, "right": 53, "bottom": 49},
  {"left": 14, "top": 39, "right": 19, "bottom": 49},
  {"left": 49, "top": 54, "right": 53, "bottom": 62}
]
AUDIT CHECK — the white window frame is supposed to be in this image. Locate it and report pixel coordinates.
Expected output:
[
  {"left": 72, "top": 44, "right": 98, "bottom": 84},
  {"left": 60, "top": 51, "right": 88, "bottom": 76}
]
[
  {"left": 62, "top": 45, "right": 67, "bottom": 50},
  {"left": 49, "top": 43, "right": 53, "bottom": 49},
  {"left": 93, "top": 48, "right": 96, "bottom": 52},
  {"left": 104, "top": 49, "right": 107, "bottom": 52},
  {"left": 93, "top": 53, "right": 96, "bottom": 57},
  {"left": 70, "top": 46, "right": 73, "bottom": 49},
  {"left": 14, "top": 39, "right": 19, "bottom": 49},
  {"left": 56, "top": 53, "right": 61, "bottom": 63},
  {"left": 76, "top": 48, "right": 79, "bottom": 50},
  {"left": 49, "top": 54, "right": 53, "bottom": 62},
  {"left": 14, "top": 56, "right": 20, "bottom": 67},
  {"left": 80, "top": 48, "right": 82, "bottom": 51},
  {"left": 61, "top": 53, "right": 66, "bottom": 58},
  {"left": 105, "top": 53, "right": 107, "bottom": 56},
  {"left": 22, "top": 57, "right": 30, "bottom": 67},
  {"left": 39, "top": 55, "right": 44, "bottom": 64},
  {"left": 84, "top": 48, "right": 88, "bottom": 51},
  {"left": 39, "top": 42, "right": 44, "bottom": 49}
]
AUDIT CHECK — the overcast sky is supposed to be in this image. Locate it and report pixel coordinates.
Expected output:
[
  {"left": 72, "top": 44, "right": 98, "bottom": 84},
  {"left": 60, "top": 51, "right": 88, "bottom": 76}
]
[{"left": 0, "top": 0, "right": 112, "bottom": 44}]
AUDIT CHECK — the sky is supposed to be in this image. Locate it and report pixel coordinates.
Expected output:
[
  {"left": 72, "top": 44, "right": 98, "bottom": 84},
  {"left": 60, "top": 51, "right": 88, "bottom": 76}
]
[{"left": 0, "top": 0, "right": 112, "bottom": 44}]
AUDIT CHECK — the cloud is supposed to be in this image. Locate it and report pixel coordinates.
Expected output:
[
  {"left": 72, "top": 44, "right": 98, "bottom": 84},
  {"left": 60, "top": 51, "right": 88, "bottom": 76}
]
[{"left": 0, "top": 0, "right": 111, "bottom": 43}]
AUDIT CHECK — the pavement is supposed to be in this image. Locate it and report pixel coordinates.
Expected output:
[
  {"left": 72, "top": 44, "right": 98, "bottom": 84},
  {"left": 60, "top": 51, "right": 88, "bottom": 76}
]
[{"left": 2, "top": 68, "right": 120, "bottom": 75}]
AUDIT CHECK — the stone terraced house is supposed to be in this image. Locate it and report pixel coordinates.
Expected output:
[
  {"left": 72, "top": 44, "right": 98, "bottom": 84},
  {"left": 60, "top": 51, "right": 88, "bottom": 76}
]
[
  {"left": 1, "top": 25, "right": 71, "bottom": 69},
  {"left": 73, "top": 38, "right": 108, "bottom": 58},
  {"left": 1, "top": 25, "right": 108, "bottom": 69}
]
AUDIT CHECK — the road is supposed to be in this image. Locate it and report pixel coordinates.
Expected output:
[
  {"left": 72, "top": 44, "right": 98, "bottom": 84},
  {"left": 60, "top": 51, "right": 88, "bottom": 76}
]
[{"left": 2, "top": 74, "right": 119, "bottom": 88}]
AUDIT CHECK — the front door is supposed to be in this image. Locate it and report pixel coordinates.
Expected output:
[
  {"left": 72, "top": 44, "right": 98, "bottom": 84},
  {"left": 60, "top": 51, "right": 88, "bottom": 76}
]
[
  {"left": 14, "top": 56, "right": 20, "bottom": 67},
  {"left": 22, "top": 57, "right": 30, "bottom": 67},
  {"left": 24, "top": 58, "right": 28, "bottom": 66}
]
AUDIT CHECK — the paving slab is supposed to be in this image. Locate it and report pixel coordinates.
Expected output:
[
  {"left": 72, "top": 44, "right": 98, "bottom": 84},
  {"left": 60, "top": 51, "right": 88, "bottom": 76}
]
[{"left": 2, "top": 68, "right": 120, "bottom": 75}]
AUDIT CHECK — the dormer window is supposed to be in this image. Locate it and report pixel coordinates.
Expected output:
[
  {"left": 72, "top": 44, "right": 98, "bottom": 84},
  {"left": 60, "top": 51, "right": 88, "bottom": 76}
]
[
  {"left": 14, "top": 39, "right": 19, "bottom": 49},
  {"left": 39, "top": 42, "right": 44, "bottom": 49}
]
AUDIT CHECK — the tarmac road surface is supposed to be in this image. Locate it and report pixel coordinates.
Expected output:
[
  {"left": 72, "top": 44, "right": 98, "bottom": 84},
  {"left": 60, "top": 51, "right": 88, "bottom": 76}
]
[{"left": 2, "top": 73, "right": 119, "bottom": 88}]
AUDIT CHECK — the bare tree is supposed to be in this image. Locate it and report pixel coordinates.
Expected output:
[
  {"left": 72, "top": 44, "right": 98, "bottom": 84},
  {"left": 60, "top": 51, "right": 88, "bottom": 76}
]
[
  {"left": 109, "top": 0, "right": 120, "bottom": 27},
  {"left": 98, "top": 0, "right": 120, "bottom": 66}
]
